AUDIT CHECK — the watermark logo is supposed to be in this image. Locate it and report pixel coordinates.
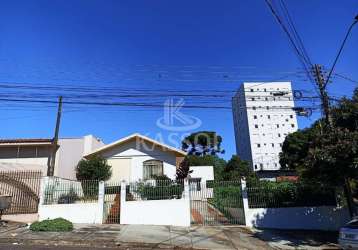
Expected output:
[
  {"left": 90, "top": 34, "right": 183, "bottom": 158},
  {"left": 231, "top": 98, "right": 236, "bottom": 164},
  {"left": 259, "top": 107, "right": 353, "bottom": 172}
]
[{"left": 156, "top": 98, "right": 202, "bottom": 132}]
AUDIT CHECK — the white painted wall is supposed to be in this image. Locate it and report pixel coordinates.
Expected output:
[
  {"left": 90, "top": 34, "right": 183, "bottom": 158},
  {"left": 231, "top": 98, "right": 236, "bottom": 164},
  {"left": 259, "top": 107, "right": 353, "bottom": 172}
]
[
  {"left": 120, "top": 180, "right": 191, "bottom": 227},
  {"left": 241, "top": 180, "right": 350, "bottom": 231},
  {"left": 39, "top": 203, "right": 102, "bottom": 223},
  {"left": 245, "top": 206, "right": 350, "bottom": 231},
  {"left": 189, "top": 166, "right": 214, "bottom": 200},
  {"left": 189, "top": 166, "right": 214, "bottom": 181},
  {"left": 120, "top": 199, "right": 190, "bottom": 227},
  {"left": 38, "top": 178, "right": 105, "bottom": 224},
  {"left": 100, "top": 139, "right": 178, "bottom": 182}
]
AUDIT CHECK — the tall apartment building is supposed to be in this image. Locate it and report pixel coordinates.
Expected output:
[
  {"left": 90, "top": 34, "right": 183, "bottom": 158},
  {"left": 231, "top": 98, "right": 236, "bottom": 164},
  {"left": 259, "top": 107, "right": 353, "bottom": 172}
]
[{"left": 232, "top": 82, "right": 298, "bottom": 173}]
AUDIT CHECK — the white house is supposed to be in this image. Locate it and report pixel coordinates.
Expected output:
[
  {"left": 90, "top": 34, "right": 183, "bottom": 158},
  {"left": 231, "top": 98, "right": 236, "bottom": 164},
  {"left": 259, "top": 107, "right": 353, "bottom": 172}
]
[{"left": 84, "top": 133, "right": 187, "bottom": 182}]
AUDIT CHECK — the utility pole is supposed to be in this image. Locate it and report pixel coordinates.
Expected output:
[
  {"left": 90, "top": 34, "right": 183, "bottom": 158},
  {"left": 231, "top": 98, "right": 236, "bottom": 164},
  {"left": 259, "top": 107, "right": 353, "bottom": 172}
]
[
  {"left": 312, "top": 64, "right": 332, "bottom": 128},
  {"left": 47, "top": 96, "right": 63, "bottom": 176}
]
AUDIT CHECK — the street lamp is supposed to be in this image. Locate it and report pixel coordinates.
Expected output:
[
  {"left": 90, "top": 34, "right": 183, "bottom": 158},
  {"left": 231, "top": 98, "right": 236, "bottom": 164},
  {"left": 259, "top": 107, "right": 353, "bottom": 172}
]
[{"left": 324, "top": 15, "right": 358, "bottom": 87}]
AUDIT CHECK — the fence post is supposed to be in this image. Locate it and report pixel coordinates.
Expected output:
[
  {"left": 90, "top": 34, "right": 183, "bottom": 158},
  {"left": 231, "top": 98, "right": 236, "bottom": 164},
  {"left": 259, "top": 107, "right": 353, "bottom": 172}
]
[
  {"left": 184, "top": 178, "right": 190, "bottom": 200},
  {"left": 97, "top": 181, "right": 105, "bottom": 224},
  {"left": 37, "top": 176, "right": 49, "bottom": 221},
  {"left": 119, "top": 181, "right": 126, "bottom": 224},
  {"left": 241, "top": 178, "right": 250, "bottom": 227}
]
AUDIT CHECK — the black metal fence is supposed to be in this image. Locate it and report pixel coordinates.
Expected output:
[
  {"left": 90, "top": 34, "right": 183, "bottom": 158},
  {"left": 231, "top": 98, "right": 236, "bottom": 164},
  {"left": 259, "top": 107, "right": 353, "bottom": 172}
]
[
  {"left": 190, "top": 180, "right": 245, "bottom": 225},
  {"left": 43, "top": 178, "right": 99, "bottom": 205},
  {"left": 0, "top": 170, "right": 41, "bottom": 214},
  {"left": 126, "top": 179, "right": 184, "bottom": 201}
]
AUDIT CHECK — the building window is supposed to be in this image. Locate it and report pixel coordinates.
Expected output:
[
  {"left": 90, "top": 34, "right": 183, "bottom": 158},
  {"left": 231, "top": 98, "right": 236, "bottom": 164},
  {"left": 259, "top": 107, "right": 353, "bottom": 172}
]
[
  {"left": 254, "top": 115, "right": 257, "bottom": 119},
  {"left": 265, "top": 97, "right": 268, "bottom": 101},
  {"left": 278, "top": 133, "right": 281, "bottom": 137},
  {"left": 291, "top": 124, "right": 295, "bottom": 128},
  {"left": 267, "top": 115, "right": 271, "bottom": 119},
  {"left": 251, "top": 98, "right": 255, "bottom": 101},
  {"left": 276, "top": 124, "right": 279, "bottom": 128},
  {"left": 255, "top": 124, "right": 258, "bottom": 128},
  {"left": 257, "top": 144, "right": 261, "bottom": 148},
  {"left": 250, "top": 89, "right": 254, "bottom": 92},
  {"left": 290, "top": 115, "right": 293, "bottom": 118},
  {"left": 143, "top": 160, "right": 163, "bottom": 180},
  {"left": 264, "top": 88, "right": 267, "bottom": 92},
  {"left": 253, "top": 106, "right": 256, "bottom": 110},
  {"left": 254, "top": 164, "right": 258, "bottom": 170},
  {"left": 266, "top": 106, "right": 269, "bottom": 110},
  {"left": 271, "top": 143, "right": 274, "bottom": 147}
]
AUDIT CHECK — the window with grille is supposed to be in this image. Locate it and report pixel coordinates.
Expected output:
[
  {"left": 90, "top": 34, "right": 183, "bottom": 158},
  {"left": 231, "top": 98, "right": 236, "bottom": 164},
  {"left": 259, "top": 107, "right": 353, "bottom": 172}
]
[{"left": 143, "top": 160, "right": 164, "bottom": 180}]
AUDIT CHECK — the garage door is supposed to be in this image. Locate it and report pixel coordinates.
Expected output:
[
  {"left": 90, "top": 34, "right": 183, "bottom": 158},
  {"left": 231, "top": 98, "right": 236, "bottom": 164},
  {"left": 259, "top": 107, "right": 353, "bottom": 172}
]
[{"left": 107, "top": 158, "right": 131, "bottom": 182}]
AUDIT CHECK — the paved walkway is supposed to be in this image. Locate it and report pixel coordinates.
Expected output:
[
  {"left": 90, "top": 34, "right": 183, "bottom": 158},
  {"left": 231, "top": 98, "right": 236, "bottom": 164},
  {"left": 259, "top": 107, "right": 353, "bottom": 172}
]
[
  {"left": 0, "top": 223, "right": 341, "bottom": 249},
  {"left": 0, "top": 223, "right": 272, "bottom": 249}
]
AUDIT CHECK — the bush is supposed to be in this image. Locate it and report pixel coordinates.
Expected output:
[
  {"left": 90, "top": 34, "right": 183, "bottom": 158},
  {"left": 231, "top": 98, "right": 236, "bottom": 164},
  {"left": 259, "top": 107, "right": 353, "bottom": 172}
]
[
  {"left": 247, "top": 181, "right": 337, "bottom": 208},
  {"left": 137, "top": 183, "right": 184, "bottom": 200},
  {"left": 76, "top": 155, "right": 112, "bottom": 181},
  {"left": 212, "top": 186, "right": 243, "bottom": 208},
  {"left": 30, "top": 218, "right": 73, "bottom": 232},
  {"left": 57, "top": 188, "right": 79, "bottom": 204}
]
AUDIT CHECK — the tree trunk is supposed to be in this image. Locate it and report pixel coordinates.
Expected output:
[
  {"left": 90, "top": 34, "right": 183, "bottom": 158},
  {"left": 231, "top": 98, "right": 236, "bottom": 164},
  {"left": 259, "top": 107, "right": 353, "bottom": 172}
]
[{"left": 344, "top": 178, "right": 357, "bottom": 218}]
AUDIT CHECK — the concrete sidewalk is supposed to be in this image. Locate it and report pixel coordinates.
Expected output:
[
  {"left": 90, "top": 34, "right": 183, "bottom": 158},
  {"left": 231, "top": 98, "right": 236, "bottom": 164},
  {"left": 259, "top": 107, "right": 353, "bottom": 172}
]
[{"left": 0, "top": 223, "right": 272, "bottom": 249}]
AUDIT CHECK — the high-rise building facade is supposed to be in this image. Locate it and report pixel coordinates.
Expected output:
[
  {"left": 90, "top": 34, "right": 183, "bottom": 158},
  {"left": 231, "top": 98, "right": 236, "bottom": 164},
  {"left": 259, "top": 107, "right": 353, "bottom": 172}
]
[{"left": 232, "top": 82, "right": 298, "bottom": 172}]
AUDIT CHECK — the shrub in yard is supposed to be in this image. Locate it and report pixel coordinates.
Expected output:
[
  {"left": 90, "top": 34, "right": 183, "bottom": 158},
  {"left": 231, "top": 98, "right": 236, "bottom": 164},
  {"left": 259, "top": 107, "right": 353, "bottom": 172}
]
[
  {"left": 30, "top": 218, "right": 73, "bottom": 232},
  {"left": 57, "top": 188, "right": 79, "bottom": 204},
  {"left": 76, "top": 155, "right": 112, "bottom": 199},
  {"left": 137, "top": 183, "right": 183, "bottom": 200},
  {"left": 247, "top": 181, "right": 337, "bottom": 208},
  {"left": 76, "top": 155, "right": 112, "bottom": 181},
  {"left": 212, "top": 186, "right": 243, "bottom": 208}
]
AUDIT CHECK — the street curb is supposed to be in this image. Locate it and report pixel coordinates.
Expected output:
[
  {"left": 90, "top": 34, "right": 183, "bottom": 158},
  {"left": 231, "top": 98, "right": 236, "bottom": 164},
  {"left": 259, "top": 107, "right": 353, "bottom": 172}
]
[{"left": 0, "top": 238, "right": 203, "bottom": 249}]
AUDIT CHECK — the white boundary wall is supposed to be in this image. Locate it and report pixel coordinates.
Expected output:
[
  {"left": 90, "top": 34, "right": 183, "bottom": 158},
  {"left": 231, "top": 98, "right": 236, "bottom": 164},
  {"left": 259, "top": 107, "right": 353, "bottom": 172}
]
[
  {"left": 241, "top": 180, "right": 350, "bottom": 231},
  {"left": 120, "top": 180, "right": 191, "bottom": 227},
  {"left": 38, "top": 178, "right": 105, "bottom": 224}
]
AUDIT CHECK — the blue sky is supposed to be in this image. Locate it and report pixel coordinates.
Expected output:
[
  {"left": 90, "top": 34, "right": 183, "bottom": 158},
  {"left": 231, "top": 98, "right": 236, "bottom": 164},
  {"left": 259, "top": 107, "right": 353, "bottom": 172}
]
[{"left": 0, "top": 0, "right": 357, "bottom": 159}]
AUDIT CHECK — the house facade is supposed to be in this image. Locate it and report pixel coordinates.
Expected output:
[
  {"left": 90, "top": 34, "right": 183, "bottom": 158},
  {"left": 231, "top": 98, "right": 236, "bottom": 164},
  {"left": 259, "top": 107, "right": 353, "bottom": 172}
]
[
  {"left": 85, "top": 133, "right": 186, "bottom": 182},
  {"left": 0, "top": 135, "right": 104, "bottom": 179}
]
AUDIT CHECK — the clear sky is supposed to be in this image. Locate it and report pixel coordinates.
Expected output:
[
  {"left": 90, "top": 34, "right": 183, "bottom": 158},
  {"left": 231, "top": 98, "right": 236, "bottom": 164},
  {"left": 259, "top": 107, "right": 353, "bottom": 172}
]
[{"left": 0, "top": 0, "right": 357, "bottom": 159}]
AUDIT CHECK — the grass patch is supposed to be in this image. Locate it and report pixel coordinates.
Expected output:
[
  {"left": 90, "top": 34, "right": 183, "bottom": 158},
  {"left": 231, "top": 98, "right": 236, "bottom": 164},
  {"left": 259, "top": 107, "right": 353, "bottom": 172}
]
[{"left": 30, "top": 218, "right": 73, "bottom": 232}]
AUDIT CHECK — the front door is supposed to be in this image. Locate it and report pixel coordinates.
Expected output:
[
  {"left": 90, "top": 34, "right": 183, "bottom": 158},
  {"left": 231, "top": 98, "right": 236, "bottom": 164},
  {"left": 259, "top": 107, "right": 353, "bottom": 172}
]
[{"left": 107, "top": 158, "right": 131, "bottom": 182}]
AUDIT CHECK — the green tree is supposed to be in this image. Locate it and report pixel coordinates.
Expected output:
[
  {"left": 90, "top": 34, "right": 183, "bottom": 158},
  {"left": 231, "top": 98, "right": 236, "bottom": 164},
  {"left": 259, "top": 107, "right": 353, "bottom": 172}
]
[
  {"left": 279, "top": 88, "right": 358, "bottom": 217},
  {"left": 220, "top": 155, "right": 256, "bottom": 181},
  {"left": 181, "top": 131, "right": 224, "bottom": 156},
  {"left": 279, "top": 122, "right": 321, "bottom": 170},
  {"left": 76, "top": 155, "right": 112, "bottom": 181}
]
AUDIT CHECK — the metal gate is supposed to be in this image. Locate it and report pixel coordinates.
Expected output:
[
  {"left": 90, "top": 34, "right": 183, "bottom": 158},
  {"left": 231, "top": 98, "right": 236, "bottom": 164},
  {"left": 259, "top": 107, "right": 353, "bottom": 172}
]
[
  {"left": 0, "top": 171, "right": 41, "bottom": 214},
  {"left": 190, "top": 180, "right": 245, "bottom": 225},
  {"left": 103, "top": 182, "right": 121, "bottom": 224}
]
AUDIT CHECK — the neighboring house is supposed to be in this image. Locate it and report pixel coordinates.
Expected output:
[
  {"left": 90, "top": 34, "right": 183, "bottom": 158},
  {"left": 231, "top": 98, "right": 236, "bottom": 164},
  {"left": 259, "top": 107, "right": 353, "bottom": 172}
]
[
  {"left": 0, "top": 135, "right": 104, "bottom": 179},
  {"left": 84, "top": 133, "right": 186, "bottom": 182}
]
